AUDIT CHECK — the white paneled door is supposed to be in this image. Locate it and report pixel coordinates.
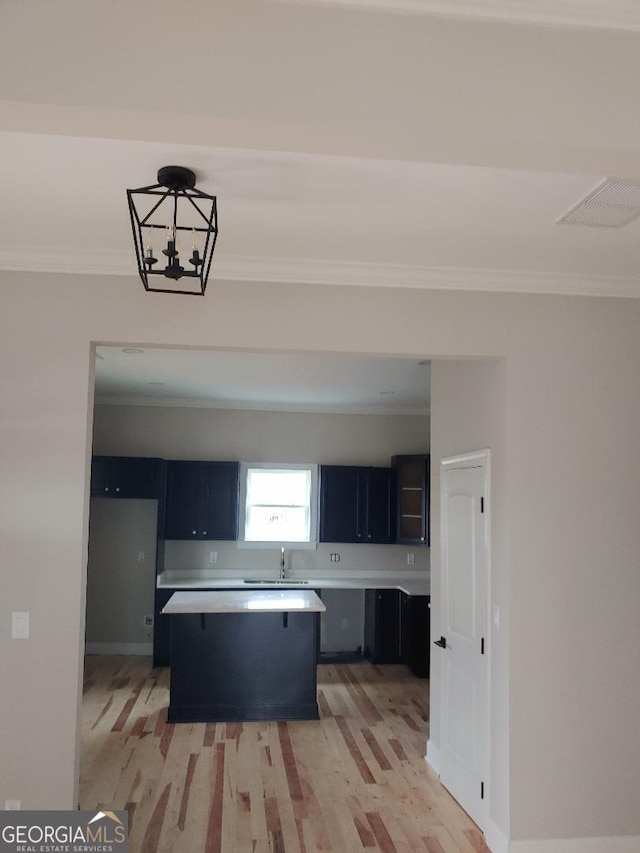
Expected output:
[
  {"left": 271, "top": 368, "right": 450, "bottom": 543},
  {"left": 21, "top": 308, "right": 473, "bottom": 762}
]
[{"left": 439, "top": 452, "right": 489, "bottom": 829}]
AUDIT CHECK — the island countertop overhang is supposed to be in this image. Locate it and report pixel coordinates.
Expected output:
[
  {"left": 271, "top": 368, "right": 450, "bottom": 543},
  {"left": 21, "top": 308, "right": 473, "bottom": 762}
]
[{"left": 162, "top": 589, "right": 326, "bottom": 615}]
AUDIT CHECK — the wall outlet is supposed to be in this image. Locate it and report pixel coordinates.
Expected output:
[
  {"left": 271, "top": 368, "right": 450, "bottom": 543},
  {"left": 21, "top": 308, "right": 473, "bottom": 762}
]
[
  {"left": 341, "top": 618, "right": 348, "bottom": 630},
  {"left": 143, "top": 614, "right": 154, "bottom": 628},
  {"left": 11, "top": 612, "right": 29, "bottom": 639},
  {"left": 209, "top": 551, "right": 217, "bottom": 564},
  {"left": 5, "top": 800, "right": 21, "bottom": 810},
  {"left": 330, "top": 553, "right": 340, "bottom": 563},
  {"left": 406, "top": 553, "right": 415, "bottom": 565},
  {"left": 137, "top": 551, "right": 145, "bottom": 563}
]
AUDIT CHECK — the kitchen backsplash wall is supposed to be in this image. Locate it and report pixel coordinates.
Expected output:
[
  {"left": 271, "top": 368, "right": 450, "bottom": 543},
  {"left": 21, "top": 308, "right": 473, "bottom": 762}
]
[{"left": 163, "top": 539, "right": 429, "bottom": 576}]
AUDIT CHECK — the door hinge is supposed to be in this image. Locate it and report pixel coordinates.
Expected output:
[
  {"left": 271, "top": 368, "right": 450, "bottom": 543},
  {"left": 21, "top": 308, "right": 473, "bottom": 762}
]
[
  {"left": 480, "top": 496, "right": 485, "bottom": 513},
  {"left": 481, "top": 637, "right": 485, "bottom": 655},
  {"left": 481, "top": 781, "right": 485, "bottom": 800}
]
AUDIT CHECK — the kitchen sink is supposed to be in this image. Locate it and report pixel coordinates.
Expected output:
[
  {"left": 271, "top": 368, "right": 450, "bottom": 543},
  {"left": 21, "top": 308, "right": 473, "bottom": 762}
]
[{"left": 243, "top": 579, "right": 310, "bottom": 585}]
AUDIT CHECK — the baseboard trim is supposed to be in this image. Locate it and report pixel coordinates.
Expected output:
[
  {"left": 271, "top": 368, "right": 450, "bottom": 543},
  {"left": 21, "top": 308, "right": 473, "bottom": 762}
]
[
  {"left": 485, "top": 819, "right": 509, "bottom": 853},
  {"left": 425, "top": 739, "right": 440, "bottom": 775},
  {"left": 510, "top": 836, "right": 640, "bottom": 853},
  {"left": 85, "top": 642, "right": 153, "bottom": 656}
]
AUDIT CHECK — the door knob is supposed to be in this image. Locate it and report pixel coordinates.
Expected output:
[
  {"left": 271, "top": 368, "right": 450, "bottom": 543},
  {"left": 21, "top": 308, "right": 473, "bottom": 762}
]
[{"left": 434, "top": 636, "right": 447, "bottom": 649}]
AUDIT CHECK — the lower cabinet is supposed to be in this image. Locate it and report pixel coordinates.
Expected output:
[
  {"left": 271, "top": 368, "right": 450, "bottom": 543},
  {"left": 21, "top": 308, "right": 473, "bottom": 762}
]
[
  {"left": 364, "top": 589, "right": 430, "bottom": 677},
  {"left": 153, "top": 588, "right": 176, "bottom": 668},
  {"left": 364, "top": 589, "right": 402, "bottom": 664},
  {"left": 401, "top": 593, "right": 430, "bottom": 678}
]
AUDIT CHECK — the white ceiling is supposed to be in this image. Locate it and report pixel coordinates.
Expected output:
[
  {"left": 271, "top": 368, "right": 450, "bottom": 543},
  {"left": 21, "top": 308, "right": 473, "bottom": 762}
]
[
  {"left": 267, "top": 0, "right": 640, "bottom": 32},
  {"left": 2, "top": 132, "right": 640, "bottom": 294},
  {"left": 3, "top": 0, "right": 640, "bottom": 410},
  {"left": 94, "top": 347, "right": 431, "bottom": 414}
]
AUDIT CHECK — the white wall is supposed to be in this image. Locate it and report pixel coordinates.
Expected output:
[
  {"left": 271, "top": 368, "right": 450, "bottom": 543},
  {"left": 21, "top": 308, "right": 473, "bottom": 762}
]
[
  {"left": 430, "top": 359, "right": 508, "bottom": 839},
  {"left": 85, "top": 499, "right": 158, "bottom": 651},
  {"left": 1, "top": 272, "right": 640, "bottom": 850},
  {"left": 92, "top": 404, "right": 430, "bottom": 464}
]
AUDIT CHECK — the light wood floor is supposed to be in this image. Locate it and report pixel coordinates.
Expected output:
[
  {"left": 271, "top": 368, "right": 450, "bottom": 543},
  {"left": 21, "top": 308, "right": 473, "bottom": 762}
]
[{"left": 80, "top": 656, "right": 488, "bottom": 853}]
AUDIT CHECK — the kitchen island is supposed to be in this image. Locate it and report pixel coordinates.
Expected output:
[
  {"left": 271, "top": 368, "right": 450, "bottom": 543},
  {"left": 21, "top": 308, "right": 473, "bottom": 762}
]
[{"left": 162, "top": 589, "right": 326, "bottom": 723}]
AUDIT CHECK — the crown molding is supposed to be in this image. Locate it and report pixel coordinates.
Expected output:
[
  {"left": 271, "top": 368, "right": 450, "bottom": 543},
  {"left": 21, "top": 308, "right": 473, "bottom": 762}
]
[
  {"left": 1, "top": 245, "right": 638, "bottom": 299},
  {"left": 94, "top": 395, "right": 430, "bottom": 416},
  {"left": 263, "top": 0, "right": 640, "bottom": 32}
]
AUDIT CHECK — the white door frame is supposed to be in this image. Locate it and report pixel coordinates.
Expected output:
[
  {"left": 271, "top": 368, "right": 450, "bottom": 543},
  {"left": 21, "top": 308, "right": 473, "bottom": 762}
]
[{"left": 439, "top": 448, "right": 491, "bottom": 832}]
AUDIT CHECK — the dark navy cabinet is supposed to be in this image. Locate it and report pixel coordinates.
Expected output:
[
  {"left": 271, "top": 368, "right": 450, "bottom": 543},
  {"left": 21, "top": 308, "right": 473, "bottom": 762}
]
[
  {"left": 153, "top": 587, "right": 176, "bottom": 668},
  {"left": 319, "top": 465, "right": 394, "bottom": 544},
  {"left": 365, "top": 589, "right": 430, "bottom": 676},
  {"left": 164, "top": 461, "right": 239, "bottom": 540},
  {"left": 401, "top": 593, "right": 430, "bottom": 677},
  {"left": 90, "top": 455, "right": 163, "bottom": 499},
  {"left": 393, "top": 454, "right": 430, "bottom": 545},
  {"left": 364, "top": 589, "right": 402, "bottom": 663}
]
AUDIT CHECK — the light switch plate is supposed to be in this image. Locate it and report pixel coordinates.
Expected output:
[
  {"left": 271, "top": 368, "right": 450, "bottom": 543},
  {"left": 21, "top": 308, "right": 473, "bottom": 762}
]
[{"left": 11, "top": 612, "right": 29, "bottom": 639}]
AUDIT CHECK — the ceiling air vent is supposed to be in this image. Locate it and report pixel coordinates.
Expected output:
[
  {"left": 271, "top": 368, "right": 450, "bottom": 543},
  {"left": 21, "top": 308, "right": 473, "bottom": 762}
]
[{"left": 557, "top": 179, "right": 640, "bottom": 228}]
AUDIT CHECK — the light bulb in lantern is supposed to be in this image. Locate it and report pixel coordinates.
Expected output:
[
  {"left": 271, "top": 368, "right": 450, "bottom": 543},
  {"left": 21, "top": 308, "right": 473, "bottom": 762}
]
[
  {"left": 162, "top": 224, "right": 178, "bottom": 258},
  {"left": 189, "top": 228, "right": 202, "bottom": 268}
]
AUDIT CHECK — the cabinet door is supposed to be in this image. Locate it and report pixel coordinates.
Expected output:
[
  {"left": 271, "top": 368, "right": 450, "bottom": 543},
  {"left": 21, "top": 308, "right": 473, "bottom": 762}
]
[
  {"left": 153, "top": 588, "right": 176, "bottom": 667},
  {"left": 165, "top": 461, "right": 239, "bottom": 540},
  {"left": 90, "top": 457, "right": 112, "bottom": 496},
  {"left": 365, "top": 467, "right": 394, "bottom": 543},
  {"left": 203, "top": 462, "right": 239, "bottom": 540},
  {"left": 319, "top": 466, "right": 360, "bottom": 543},
  {"left": 394, "top": 454, "right": 430, "bottom": 545},
  {"left": 407, "top": 595, "right": 430, "bottom": 678},
  {"left": 90, "top": 456, "right": 160, "bottom": 498},
  {"left": 364, "top": 589, "right": 402, "bottom": 663},
  {"left": 164, "top": 461, "right": 208, "bottom": 539}
]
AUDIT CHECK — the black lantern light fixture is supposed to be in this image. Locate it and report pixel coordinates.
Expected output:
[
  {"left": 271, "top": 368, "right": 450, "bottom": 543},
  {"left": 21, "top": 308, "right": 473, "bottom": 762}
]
[{"left": 127, "top": 166, "right": 218, "bottom": 295}]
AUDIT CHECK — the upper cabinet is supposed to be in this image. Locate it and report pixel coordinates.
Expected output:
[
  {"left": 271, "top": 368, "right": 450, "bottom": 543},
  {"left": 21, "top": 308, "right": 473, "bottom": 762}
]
[
  {"left": 393, "top": 454, "right": 430, "bottom": 545},
  {"left": 164, "top": 461, "right": 239, "bottom": 540},
  {"left": 319, "top": 465, "right": 394, "bottom": 544},
  {"left": 90, "top": 456, "right": 163, "bottom": 499}
]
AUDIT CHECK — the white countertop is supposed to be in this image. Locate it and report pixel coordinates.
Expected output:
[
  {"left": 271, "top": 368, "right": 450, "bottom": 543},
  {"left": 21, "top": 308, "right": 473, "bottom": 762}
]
[
  {"left": 157, "top": 571, "right": 429, "bottom": 597},
  {"left": 162, "top": 589, "right": 326, "bottom": 614}
]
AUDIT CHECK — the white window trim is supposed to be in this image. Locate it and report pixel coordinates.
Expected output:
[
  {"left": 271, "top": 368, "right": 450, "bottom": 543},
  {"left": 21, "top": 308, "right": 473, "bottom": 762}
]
[{"left": 238, "top": 461, "right": 318, "bottom": 549}]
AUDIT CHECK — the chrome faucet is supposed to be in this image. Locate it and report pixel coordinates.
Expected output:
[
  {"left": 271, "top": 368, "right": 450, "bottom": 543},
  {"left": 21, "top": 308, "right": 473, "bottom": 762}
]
[{"left": 280, "top": 546, "right": 286, "bottom": 579}]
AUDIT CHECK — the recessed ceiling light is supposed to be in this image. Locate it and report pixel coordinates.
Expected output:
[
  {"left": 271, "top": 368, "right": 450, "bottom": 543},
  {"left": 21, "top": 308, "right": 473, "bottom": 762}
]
[{"left": 121, "top": 347, "right": 144, "bottom": 354}]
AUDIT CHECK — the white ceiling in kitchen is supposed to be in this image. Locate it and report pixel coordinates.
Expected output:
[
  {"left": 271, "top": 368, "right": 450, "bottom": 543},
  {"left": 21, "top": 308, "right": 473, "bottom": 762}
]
[{"left": 94, "top": 346, "right": 431, "bottom": 415}]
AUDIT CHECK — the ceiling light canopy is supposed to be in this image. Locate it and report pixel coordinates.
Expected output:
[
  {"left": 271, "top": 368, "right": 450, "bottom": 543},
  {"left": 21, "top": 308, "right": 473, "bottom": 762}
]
[{"left": 127, "top": 166, "right": 218, "bottom": 295}]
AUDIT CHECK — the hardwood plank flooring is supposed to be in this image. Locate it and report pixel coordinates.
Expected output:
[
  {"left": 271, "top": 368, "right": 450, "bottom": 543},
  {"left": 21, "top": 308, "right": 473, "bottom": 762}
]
[{"left": 80, "top": 656, "right": 482, "bottom": 853}]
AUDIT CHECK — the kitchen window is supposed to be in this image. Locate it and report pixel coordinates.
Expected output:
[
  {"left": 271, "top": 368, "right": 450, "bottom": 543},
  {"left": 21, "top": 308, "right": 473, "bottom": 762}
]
[{"left": 240, "top": 463, "right": 318, "bottom": 545}]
